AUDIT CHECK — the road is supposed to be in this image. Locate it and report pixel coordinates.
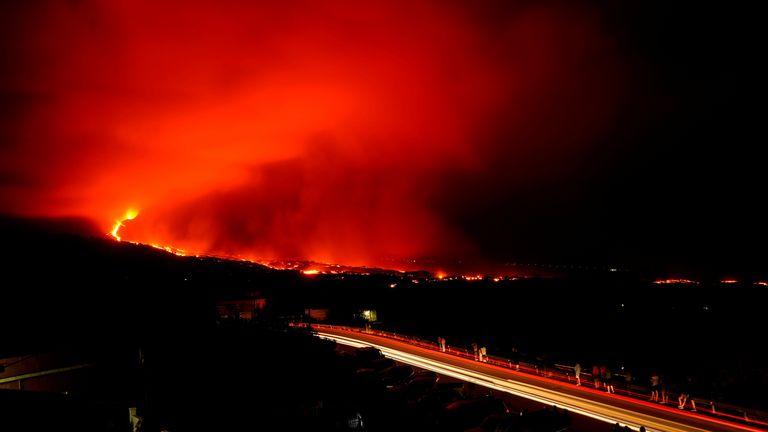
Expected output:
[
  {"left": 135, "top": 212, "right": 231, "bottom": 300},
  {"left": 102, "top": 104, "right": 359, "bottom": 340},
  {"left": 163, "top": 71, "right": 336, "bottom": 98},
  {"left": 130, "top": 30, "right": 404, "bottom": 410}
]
[{"left": 312, "top": 325, "right": 767, "bottom": 432}]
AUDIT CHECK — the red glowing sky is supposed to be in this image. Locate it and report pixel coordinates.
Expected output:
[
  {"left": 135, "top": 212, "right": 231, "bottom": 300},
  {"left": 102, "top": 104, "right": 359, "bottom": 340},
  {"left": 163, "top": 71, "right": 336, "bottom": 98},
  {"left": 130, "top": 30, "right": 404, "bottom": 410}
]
[{"left": 1, "top": 2, "right": 760, "bottom": 273}]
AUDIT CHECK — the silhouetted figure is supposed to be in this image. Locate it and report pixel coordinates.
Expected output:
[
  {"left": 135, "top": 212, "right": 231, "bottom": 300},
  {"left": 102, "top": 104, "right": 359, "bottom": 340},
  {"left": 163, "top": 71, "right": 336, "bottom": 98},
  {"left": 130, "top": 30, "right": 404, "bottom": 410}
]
[
  {"left": 678, "top": 376, "right": 696, "bottom": 411},
  {"left": 472, "top": 342, "right": 479, "bottom": 360},
  {"left": 537, "top": 354, "right": 547, "bottom": 376},
  {"left": 511, "top": 346, "right": 520, "bottom": 371},
  {"left": 604, "top": 365, "right": 615, "bottom": 394},
  {"left": 622, "top": 367, "right": 632, "bottom": 392},
  {"left": 650, "top": 372, "right": 660, "bottom": 402},
  {"left": 574, "top": 362, "right": 582, "bottom": 386},
  {"left": 593, "top": 364, "right": 602, "bottom": 389},
  {"left": 599, "top": 365, "right": 607, "bottom": 391},
  {"left": 660, "top": 374, "right": 669, "bottom": 404}
]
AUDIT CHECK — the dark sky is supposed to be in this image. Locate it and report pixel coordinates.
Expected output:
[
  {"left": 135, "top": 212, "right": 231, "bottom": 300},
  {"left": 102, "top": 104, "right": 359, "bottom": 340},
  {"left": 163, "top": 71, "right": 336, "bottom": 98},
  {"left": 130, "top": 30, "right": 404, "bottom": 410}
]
[{"left": 1, "top": 1, "right": 763, "bottom": 276}]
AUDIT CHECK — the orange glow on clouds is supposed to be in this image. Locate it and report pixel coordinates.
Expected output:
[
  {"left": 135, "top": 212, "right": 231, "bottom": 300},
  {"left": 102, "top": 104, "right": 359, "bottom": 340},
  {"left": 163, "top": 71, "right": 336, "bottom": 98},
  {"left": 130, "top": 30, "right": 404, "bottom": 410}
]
[{"left": 1, "top": 1, "right": 626, "bottom": 270}]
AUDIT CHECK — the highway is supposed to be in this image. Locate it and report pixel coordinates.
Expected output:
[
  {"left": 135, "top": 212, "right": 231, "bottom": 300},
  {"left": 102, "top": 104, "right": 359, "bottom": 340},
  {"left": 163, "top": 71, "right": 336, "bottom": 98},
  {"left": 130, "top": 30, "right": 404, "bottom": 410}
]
[{"left": 311, "top": 325, "right": 767, "bottom": 432}]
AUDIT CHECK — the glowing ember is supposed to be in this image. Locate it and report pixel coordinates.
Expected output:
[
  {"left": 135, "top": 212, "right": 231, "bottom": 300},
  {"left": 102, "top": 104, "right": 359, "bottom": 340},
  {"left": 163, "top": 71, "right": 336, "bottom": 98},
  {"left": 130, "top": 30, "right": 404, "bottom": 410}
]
[
  {"left": 150, "top": 244, "right": 187, "bottom": 257},
  {"left": 653, "top": 279, "right": 699, "bottom": 285}
]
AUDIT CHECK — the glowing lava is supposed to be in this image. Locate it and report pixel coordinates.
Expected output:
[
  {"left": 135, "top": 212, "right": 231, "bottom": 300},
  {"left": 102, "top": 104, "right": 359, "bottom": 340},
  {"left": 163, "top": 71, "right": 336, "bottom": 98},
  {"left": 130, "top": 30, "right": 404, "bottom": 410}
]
[
  {"left": 1, "top": 1, "right": 628, "bottom": 273},
  {"left": 109, "top": 209, "right": 139, "bottom": 242}
]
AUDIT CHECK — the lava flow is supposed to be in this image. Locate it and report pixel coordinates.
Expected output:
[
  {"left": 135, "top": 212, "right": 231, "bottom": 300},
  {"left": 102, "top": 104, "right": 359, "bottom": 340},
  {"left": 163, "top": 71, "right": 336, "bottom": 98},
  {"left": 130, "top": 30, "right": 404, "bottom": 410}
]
[
  {"left": 2, "top": 1, "right": 627, "bottom": 272},
  {"left": 109, "top": 209, "right": 139, "bottom": 242}
]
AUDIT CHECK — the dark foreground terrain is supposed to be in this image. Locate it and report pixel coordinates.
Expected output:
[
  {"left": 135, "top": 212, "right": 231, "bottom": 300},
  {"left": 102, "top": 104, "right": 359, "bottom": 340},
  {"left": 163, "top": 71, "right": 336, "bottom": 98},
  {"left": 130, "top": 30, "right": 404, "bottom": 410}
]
[{"left": 2, "top": 217, "right": 767, "bottom": 431}]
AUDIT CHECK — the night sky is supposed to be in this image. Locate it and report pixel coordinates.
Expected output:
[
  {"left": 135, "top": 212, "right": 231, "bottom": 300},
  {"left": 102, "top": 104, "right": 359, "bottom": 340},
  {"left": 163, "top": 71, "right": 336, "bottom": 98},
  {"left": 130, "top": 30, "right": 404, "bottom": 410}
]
[{"left": 1, "top": 1, "right": 763, "bottom": 276}]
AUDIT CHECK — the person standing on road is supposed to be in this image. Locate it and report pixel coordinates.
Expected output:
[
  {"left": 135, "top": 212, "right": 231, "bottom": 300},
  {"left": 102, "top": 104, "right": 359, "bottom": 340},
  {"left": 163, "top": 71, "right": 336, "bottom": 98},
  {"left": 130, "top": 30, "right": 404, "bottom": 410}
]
[
  {"left": 650, "top": 372, "right": 661, "bottom": 402},
  {"left": 621, "top": 367, "right": 633, "bottom": 392},
  {"left": 574, "top": 362, "right": 582, "bottom": 386},
  {"left": 438, "top": 336, "right": 446, "bottom": 352},
  {"left": 511, "top": 346, "right": 520, "bottom": 371},
  {"left": 593, "top": 364, "right": 602, "bottom": 389},
  {"left": 604, "top": 365, "right": 615, "bottom": 394},
  {"left": 678, "top": 376, "right": 696, "bottom": 411},
  {"left": 660, "top": 374, "right": 669, "bottom": 404}
]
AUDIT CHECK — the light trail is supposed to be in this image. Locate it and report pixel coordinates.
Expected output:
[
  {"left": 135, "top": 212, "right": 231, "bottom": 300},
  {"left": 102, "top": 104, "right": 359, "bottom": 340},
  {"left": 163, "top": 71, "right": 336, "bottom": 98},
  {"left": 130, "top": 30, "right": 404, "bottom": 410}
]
[{"left": 315, "top": 330, "right": 765, "bottom": 432}]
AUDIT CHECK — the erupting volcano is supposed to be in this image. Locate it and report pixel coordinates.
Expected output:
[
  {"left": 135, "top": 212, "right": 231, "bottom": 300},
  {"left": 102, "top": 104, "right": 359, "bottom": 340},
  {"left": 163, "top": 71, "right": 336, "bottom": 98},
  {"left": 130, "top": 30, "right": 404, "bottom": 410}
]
[{"left": 2, "top": 1, "right": 760, "bottom": 276}]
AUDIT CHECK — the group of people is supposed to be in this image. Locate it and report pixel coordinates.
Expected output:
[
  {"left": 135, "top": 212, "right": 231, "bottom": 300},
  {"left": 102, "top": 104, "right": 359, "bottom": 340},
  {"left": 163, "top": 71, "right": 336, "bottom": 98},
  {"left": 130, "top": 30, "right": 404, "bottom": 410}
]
[
  {"left": 650, "top": 372, "right": 696, "bottom": 411},
  {"left": 435, "top": 337, "right": 491, "bottom": 361},
  {"left": 572, "top": 363, "right": 696, "bottom": 410},
  {"left": 470, "top": 342, "right": 488, "bottom": 362},
  {"left": 437, "top": 337, "right": 698, "bottom": 413},
  {"left": 587, "top": 364, "right": 616, "bottom": 393}
]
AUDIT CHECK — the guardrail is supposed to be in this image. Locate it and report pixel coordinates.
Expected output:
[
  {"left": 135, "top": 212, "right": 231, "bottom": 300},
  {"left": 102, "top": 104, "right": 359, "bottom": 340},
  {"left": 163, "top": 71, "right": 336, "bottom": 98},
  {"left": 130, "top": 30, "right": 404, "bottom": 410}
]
[
  {"left": 0, "top": 363, "right": 94, "bottom": 388},
  {"left": 293, "top": 322, "right": 768, "bottom": 429}
]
